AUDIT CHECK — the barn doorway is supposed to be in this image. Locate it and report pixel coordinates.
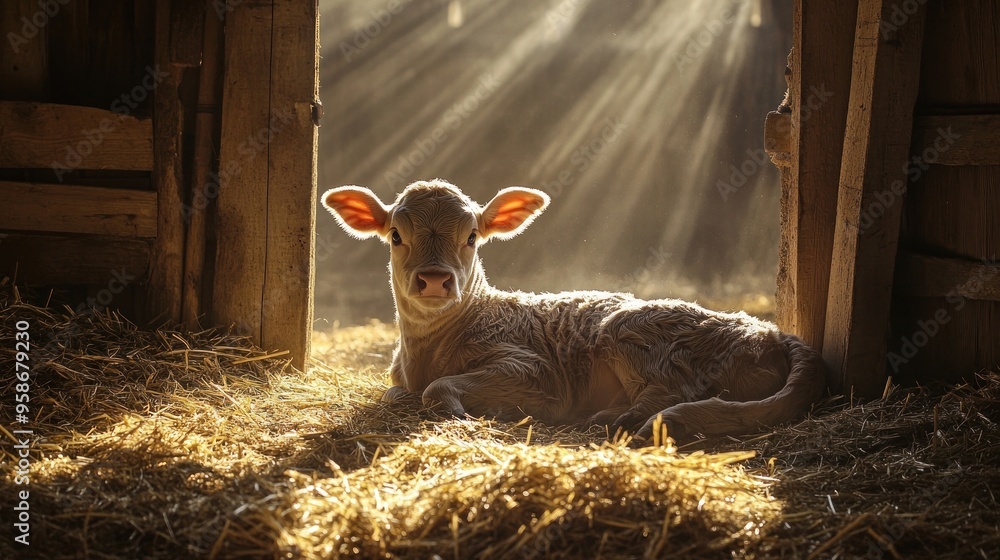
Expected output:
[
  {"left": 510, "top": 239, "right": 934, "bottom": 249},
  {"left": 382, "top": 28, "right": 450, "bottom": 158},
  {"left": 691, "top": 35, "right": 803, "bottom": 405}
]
[{"left": 314, "top": 0, "right": 791, "bottom": 326}]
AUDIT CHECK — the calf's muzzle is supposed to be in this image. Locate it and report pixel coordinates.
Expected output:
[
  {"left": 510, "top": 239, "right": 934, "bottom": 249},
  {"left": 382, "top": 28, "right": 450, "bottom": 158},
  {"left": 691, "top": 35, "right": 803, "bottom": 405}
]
[{"left": 416, "top": 270, "right": 454, "bottom": 297}]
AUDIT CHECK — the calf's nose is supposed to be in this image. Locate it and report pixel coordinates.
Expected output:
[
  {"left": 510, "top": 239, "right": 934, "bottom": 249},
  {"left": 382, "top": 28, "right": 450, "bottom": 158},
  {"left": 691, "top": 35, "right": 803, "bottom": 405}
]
[{"left": 416, "top": 271, "right": 454, "bottom": 297}]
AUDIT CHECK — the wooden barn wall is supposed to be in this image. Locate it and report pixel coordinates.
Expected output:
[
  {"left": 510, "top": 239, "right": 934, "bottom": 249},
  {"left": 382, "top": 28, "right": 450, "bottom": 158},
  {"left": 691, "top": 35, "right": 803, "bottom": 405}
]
[
  {"left": 0, "top": 0, "right": 157, "bottom": 319},
  {"left": 774, "top": 0, "right": 858, "bottom": 357},
  {"left": 772, "top": 0, "right": 1000, "bottom": 394},
  {"left": 890, "top": 1, "right": 1000, "bottom": 384},
  {"left": 1, "top": 0, "right": 318, "bottom": 368}
]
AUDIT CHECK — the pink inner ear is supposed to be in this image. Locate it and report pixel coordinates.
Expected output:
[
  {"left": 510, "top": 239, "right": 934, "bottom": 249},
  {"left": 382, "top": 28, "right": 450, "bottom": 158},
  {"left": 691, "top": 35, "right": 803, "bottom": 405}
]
[
  {"left": 487, "top": 197, "right": 541, "bottom": 231},
  {"left": 490, "top": 208, "right": 533, "bottom": 231},
  {"left": 337, "top": 207, "right": 381, "bottom": 230},
  {"left": 326, "top": 193, "right": 385, "bottom": 232}
]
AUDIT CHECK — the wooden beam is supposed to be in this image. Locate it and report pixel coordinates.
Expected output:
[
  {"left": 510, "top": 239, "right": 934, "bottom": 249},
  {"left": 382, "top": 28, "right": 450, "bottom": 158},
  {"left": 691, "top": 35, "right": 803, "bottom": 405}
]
[
  {"left": 822, "top": 0, "right": 928, "bottom": 397},
  {"left": 212, "top": 1, "right": 273, "bottom": 340},
  {"left": 146, "top": 0, "right": 190, "bottom": 324},
  {"left": 896, "top": 252, "right": 1000, "bottom": 302},
  {"left": 779, "top": 0, "right": 858, "bottom": 350},
  {"left": 0, "top": 234, "right": 150, "bottom": 285},
  {"left": 0, "top": 182, "right": 156, "bottom": 237},
  {"left": 0, "top": 101, "right": 153, "bottom": 171},
  {"left": 912, "top": 114, "right": 1000, "bottom": 166},
  {"left": 182, "top": 0, "right": 224, "bottom": 328},
  {"left": 261, "top": 0, "right": 319, "bottom": 370}
]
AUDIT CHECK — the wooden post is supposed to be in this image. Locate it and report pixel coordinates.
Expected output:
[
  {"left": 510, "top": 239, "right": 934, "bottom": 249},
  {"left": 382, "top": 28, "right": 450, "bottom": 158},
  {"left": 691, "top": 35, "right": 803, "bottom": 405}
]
[
  {"left": 777, "top": 0, "right": 858, "bottom": 351},
  {"left": 213, "top": 0, "right": 317, "bottom": 369},
  {"left": 822, "top": 0, "right": 927, "bottom": 396},
  {"left": 182, "top": 1, "right": 224, "bottom": 327},
  {"left": 147, "top": 0, "right": 188, "bottom": 324},
  {"left": 261, "top": 1, "right": 319, "bottom": 370},
  {"left": 213, "top": 3, "right": 273, "bottom": 344}
]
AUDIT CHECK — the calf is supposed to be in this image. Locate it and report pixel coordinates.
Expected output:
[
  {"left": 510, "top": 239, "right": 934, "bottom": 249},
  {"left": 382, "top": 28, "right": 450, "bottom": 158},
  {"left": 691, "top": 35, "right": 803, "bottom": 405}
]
[{"left": 322, "top": 179, "right": 825, "bottom": 441}]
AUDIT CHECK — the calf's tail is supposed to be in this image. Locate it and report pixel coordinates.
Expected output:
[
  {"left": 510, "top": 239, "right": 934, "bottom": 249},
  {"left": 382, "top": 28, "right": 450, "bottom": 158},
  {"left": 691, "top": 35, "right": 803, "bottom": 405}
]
[{"left": 649, "top": 333, "right": 827, "bottom": 439}]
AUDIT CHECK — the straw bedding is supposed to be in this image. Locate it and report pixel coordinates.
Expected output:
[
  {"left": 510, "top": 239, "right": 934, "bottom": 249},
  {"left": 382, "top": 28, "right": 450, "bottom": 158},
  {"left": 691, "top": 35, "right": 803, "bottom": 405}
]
[{"left": 1, "top": 284, "right": 997, "bottom": 559}]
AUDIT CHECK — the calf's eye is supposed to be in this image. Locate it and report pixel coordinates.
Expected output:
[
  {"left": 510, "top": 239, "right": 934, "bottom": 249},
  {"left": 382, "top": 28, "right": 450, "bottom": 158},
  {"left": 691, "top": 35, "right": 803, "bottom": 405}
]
[
  {"left": 467, "top": 232, "right": 477, "bottom": 246},
  {"left": 391, "top": 231, "right": 402, "bottom": 246}
]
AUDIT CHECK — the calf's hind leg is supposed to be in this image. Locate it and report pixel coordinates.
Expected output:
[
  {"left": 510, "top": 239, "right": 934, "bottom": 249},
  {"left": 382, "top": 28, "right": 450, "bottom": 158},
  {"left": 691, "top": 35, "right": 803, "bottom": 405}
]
[{"left": 422, "top": 371, "right": 553, "bottom": 421}]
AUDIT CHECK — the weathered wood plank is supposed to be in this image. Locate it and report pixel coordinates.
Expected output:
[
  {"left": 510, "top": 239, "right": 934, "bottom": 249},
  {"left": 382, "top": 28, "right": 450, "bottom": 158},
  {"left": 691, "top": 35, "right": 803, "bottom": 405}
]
[
  {"left": 0, "top": 182, "right": 156, "bottom": 237},
  {"left": 0, "top": 101, "right": 153, "bottom": 171},
  {"left": 911, "top": 115, "right": 1000, "bottom": 166},
  {"left": 182, "top": 0, "right": 224, "bottom": 328},
  {"left": 891, "top": 2, "right": 1000, "bottom": 385},
  {"left": 145, "top": 0, "right": 189, "bottom": 324},
  {"left": 886, "top": 298, "right": 999, "bottom": 386},
  {"left": 895, "top": 252, "right": 1000, "bottom": 302},
  {"left": 758, "top": 111, "right": 1000, "bottom": 168},
  {"left": 171, "top": 0, "right": 205, "bottom": 67},
  {"left": 918, "top": 1, "right": 1000, "bottom": 107},
  {"left": 897, "top": 167, "right": 1000, "bottom": 383},
  {"left": 822, "top": 0, "right": 928, "bottom": 397},
  {"left": 0, "top": 234, "right": 150, "bottom": 285},
  {"left": 778, "top": 0, "right": 858, "bottom": 351},
  {"left": 47, "top": 1, "right": 152, "bottom": 110},
  {"left": 261, "top": 0, "right": 319, "bottom": 369},
  {"left": 0, "top": 0, "right": 49, "bottom": 100},
  {"left": 212, "top": 1, "right": 273, "bottom": 339}
]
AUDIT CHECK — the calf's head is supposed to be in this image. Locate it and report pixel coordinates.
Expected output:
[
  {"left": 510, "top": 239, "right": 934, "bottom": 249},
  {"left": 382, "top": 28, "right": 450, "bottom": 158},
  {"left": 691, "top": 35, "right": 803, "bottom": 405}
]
[{"left": 321, "top": 180, "right": 549, "bottom": 319}]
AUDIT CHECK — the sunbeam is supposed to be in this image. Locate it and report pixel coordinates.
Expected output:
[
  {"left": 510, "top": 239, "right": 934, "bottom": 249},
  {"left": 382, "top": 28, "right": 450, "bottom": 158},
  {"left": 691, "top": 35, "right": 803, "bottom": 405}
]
[{"left": 318, "top": 0, "right": 790, "bottom": 324}]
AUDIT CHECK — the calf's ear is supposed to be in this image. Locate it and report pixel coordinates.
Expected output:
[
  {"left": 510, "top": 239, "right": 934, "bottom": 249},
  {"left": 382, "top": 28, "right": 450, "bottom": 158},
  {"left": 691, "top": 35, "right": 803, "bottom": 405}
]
[
  {"left": 480, "top": 187, "right": 550, "bottom": 240},
  {"left": 321, "top": 186, "right": 392, "bottom": 240}
]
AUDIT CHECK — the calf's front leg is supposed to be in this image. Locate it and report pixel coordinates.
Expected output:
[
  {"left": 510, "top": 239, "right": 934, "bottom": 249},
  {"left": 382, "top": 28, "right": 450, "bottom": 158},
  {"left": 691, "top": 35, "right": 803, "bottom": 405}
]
[
  {"left": 422, "top": 370, "right": 552, "bottom": 421},
  {"left": 605, "top": 385, "right": 684, "bottom": 438},
  {"left": 381, "top": 385, "right": 411, "bottom": 403}
]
